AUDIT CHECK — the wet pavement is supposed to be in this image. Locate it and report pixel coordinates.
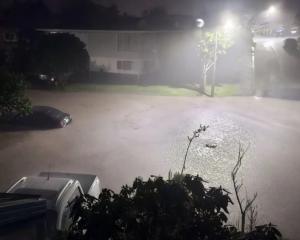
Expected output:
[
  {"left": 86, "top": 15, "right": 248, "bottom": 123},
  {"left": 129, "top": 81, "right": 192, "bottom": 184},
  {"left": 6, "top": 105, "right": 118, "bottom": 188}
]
[{"left": 1, "top": 90, "right": 300, "bottom": 239}]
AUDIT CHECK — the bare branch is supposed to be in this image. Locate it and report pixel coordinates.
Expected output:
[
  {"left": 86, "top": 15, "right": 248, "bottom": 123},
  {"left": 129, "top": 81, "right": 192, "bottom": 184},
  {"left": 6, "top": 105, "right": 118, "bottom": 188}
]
[
  {"left": 231, "top": 144, "right": 257, "bottom": 233},
  {"left": 247, "top": 204, "right": 258, "bottom": 232},
  {"left": 245, "top": 193, "right": 258, "bottom": 212},
  {"left": 181, "top": 125, "right": 209, "bottom": 175}
]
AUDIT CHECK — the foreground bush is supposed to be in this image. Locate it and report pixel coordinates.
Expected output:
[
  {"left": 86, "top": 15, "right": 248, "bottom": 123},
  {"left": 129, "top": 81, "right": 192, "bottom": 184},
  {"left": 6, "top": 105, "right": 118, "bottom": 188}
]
[
  {"left": 68, "top": 174, "right": 282, "bottom": 240},
  {"left": 0, "top": 71, "right": 31, "bottom": 117}
]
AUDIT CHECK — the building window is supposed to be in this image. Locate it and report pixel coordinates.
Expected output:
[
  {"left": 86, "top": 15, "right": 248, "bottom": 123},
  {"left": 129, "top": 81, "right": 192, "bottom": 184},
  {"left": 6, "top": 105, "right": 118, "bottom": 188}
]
[
  {"left": 117, "top": 60, "right": 133, "bottom": 71},
  {"left": 117, "top": 33, "right": 138, "bottom": 52}
]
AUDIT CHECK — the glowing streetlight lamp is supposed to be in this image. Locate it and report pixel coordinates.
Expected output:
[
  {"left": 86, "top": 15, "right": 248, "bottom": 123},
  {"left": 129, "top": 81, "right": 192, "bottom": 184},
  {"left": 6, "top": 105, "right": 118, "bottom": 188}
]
[
  {"left": 196, "top": 18, "right": 205, "bottom": 28},
  {"left": 266, "top": 5, "right": 278, "bottom": 17},
  {"left": 224, "top": 19, "right": 235, "bottom": 32}
]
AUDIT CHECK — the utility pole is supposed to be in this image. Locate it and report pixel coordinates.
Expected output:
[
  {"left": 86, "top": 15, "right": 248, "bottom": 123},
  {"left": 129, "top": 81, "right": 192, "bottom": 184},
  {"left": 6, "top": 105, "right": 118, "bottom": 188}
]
[{"left": 251, "top": 44, "right": 256, "bottom": 95}]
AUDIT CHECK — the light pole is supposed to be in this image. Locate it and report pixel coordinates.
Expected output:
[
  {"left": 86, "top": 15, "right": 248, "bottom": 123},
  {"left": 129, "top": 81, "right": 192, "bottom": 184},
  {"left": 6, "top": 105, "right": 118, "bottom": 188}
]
[
  {"left": 251, "top": 5, "right": 280, "bottom": 96},
  {"left": 196, "top": 18, "right": 205, "bottom": 92}
]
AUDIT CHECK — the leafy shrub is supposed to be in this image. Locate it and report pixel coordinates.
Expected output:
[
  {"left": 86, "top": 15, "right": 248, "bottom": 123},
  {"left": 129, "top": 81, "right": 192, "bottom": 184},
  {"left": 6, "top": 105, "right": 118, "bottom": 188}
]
[
  {"left": 67, "top": 175, "right": 281, "bottom": 240},
  {"left": 0, "top": 71, "right": 31, "bottom": 117}
]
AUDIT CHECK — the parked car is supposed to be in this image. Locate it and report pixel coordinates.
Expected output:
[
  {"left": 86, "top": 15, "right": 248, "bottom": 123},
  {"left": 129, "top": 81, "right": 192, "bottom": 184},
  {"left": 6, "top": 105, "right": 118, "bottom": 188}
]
[
  {"left": 9, "top": 106, "right": 72, "bottom": 129},
  {"left": 6, "top": 172, "right": 101, "bottom": 234},
  {"left": 28, "top": 73, "right": 58, "bottom": 89},
  {"left": 38, "top": 74, "right": 57, "bottom": 85}
]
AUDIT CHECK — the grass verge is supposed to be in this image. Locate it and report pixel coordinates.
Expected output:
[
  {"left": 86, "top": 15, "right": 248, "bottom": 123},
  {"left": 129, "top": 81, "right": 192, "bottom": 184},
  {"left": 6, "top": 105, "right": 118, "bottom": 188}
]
[
  {"left": 205, "top": 84, "right": 238, "bottom": 97},
  {"left": 64, "top": 83, "right": 200, "bottom": 97}
]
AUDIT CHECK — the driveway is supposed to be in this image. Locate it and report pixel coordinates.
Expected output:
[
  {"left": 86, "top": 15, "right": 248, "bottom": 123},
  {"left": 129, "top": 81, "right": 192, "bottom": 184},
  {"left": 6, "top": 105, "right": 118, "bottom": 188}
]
[{"left": 1, "top": 90, "right": 300, "bottom": 239}]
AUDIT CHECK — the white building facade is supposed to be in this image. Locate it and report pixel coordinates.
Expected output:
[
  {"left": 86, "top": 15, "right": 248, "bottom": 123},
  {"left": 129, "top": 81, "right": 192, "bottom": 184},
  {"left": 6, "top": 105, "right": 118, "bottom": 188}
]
[{"left": 42, "top": 29, "right": 201, "bottom": 84}]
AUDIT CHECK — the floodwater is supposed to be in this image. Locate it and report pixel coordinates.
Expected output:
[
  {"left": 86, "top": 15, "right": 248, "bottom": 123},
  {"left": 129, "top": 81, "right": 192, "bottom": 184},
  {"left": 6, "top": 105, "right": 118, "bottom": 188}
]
[{"left": 1, "top": 91, "right": 300, "bottom": 239}]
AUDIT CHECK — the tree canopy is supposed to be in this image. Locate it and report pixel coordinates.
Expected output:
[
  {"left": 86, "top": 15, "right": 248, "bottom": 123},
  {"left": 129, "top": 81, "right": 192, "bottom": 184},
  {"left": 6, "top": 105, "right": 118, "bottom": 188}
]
[{"left": 31, "top": 32, "right": 90, "bottom": 84}]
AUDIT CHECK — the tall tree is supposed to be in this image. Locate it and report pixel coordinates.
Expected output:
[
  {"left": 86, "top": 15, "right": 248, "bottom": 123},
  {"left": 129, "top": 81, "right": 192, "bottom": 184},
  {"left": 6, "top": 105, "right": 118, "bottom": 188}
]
[
  {"left": 197, "top": 31, "right": 234, "bottom": 93},
  {"left": 141, "top": 6, "right": 172, "bottom": 30},
  {"left": 31, "top": 33, "right": 90, "bottom": 86}
]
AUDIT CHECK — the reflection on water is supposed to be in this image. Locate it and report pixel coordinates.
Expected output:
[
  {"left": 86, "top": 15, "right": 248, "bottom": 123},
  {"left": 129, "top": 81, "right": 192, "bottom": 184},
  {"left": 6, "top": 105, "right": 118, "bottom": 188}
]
[
  {"left": 166, "top": 111, "right": 255, "bottom": 191},
  {"left": 0, "top": 132, "right": 31, "bottom": 151}
]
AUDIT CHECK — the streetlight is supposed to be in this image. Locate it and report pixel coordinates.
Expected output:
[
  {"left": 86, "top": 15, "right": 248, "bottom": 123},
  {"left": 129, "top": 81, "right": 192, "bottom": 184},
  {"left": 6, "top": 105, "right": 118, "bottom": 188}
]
[
  {"left": 196, "top": 18, "right": 205, "bottom": 29},
  {"left": 251, "top": 5, "right": 280, "bottom": 35},
  {"left": 224, "top": 19, "right": 235, "bottom": 32},
  {"left": 250, "top": 5, "right": 280, "bottom": 95},
  {"left": 266, "top": 5, "right": 278, "bottom": 17}
]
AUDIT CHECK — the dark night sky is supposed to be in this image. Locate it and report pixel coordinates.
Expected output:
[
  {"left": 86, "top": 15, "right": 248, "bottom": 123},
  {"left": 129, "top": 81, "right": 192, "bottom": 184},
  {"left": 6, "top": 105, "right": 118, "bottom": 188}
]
[
  {"left": 70, "top": 0, "right": 300, "bottom": 16},
  {"left": 1, "top": 0, "right": 299, "bottom": 16}
]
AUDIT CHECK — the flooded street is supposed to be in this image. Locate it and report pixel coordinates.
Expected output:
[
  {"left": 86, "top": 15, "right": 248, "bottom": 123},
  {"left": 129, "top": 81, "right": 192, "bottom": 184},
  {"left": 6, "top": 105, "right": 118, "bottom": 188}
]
[{"left": 1, "top": 91, "right": 300, "bottom": 239}]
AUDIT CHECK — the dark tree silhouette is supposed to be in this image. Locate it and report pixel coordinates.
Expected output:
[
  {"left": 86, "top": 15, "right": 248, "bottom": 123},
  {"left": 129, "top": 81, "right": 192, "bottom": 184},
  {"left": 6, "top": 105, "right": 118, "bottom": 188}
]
[
  {"left": 2, "top": 0, "right": 137, "bottom": 30},
  {"left": 30, "top": 33, "right": 90, "bottom": 86},
  {"left": 141, "top": 6, "right": 172, "bottom": 30},
  {"left": 283, "top": 38, "right": 300, "bottom": 57}
]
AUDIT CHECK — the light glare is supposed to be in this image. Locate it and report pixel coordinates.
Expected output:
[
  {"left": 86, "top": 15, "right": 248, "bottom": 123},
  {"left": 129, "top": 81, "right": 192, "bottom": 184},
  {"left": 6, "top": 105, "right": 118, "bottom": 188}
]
[
  {"left": 266, "top": 5, "right": 278, "bottom": 17},
  {"left": 224, "top": 19, "right": 235, "bottom": 32},
  {"left": 263, "top": 40, "right": 274, "bottom": 49}
]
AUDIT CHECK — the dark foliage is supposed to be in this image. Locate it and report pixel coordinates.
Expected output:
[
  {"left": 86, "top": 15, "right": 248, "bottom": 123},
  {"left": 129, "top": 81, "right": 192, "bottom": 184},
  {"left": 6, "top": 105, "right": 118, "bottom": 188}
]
[
  {"left": 0, "top": 70, "right": 31, "bottom": 117},
  {"left": 1, "top": 0, "right": 139, "bottom": 30},
  {"left": 3, "top": 0, "right": 52, "bottom": 28},
  {"left": 140, "top": 7, "right": 173, "bottom": 30},
  {"left": 67, "top": 175, "right": 282, "bottom": 240},
  {"left": 244, "top": 223, "right": 282, "bottom": 240},
  {"left": 283, "top": 38, "right": 300, "bottom": 58},
  {"left": 30, "top": 33, "right": 90, "bottom": 86},
  {"left": 68, "top": 175, "right": 233, "bottom": 240},
  {"left": 58, "top": 1, "right": 121, "bottom": 29},
  {"left": 1, "top": 0, "right": 195, "bottom": 30},
  {"left": 7, "top": 29, "right": 39, "bottom": 75}
]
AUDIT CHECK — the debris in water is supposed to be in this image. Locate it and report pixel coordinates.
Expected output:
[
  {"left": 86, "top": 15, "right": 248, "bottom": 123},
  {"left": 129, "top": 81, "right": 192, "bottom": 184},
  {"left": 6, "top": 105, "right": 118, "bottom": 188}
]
[{"left": 205, "top": 143, "right": 217, "bottom": 149}]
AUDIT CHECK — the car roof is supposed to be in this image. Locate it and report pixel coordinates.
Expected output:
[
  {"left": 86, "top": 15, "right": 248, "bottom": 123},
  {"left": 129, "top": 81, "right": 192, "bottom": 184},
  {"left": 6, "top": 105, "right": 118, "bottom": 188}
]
[
  {"left": 32, "top": 106, "right": 69, "bottom": 119},
  {"left": 39, "top": 172, "right": 98, "bottom": 194},
  {"left": 9, "top": 176, "right": 74, "bottom": 209},
  {"left": 33, "top": 106, "right": 66, "bottom": 114}
]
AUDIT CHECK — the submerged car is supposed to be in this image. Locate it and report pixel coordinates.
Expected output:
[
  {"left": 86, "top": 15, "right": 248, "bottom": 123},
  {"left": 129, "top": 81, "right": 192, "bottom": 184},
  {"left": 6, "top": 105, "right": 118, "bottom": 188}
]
[{"left": 9, "top": 106, "right": 72, "bottom": 129}]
